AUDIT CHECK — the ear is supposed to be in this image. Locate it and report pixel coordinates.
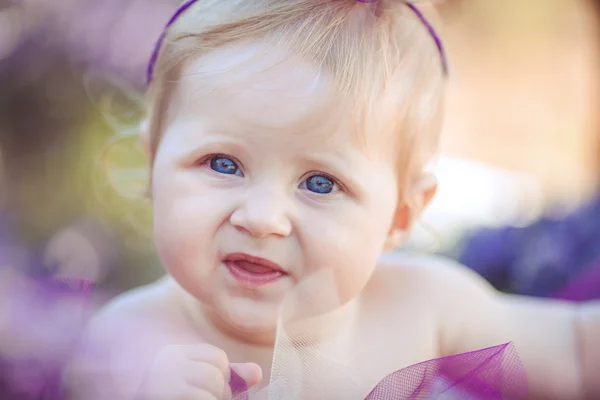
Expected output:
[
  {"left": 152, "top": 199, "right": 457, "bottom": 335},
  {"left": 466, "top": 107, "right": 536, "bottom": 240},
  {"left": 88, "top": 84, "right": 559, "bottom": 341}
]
[
  {"left": 383, "top": 173, "right": 438, "bottom": 251},
  {"left": 138, "top": 119, "right": 151, "bottom": 158}
]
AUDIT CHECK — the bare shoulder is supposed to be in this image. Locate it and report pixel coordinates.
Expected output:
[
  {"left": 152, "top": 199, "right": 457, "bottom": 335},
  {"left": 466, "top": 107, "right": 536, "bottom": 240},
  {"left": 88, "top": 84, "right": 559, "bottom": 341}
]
[
  {"left": 370, "top": 251, "right": 498, "bottom": 336},
  {"left": 355, "top": 252, "right": 497, "bottom": 365},
  {"left": 369, "top": 251, "right": 501, "bottom": 356},
  {"left": 373, "top": 252, "right": 586, "bottom": 399},
  {"left": 98, "top": 276, "right": 173, "bottom": 318},
  {"left": 66, "top": 277, "right": 181, "bottom": 400},
  {"left": 84, "top": 277, "right": 175, "bottom": 344},
  {"left": 372, "top": 250, "right": 495, "bottom": 298}
]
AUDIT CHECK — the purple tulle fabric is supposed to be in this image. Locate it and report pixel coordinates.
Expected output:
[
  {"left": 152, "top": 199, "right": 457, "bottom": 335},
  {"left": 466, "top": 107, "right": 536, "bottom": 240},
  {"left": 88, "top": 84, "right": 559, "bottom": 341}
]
[
  {"left": 230, "top": 368, "right": 249, "bottom": 399},
  {"left": 230, "top": 342, "right": 527, "bottom": 399},
  {"left": 365, "top": 342, "right": 527, "bottom": 399},
  {"left": 2, "top": 213, "right": 528, "bottom": 399},
  {"left": 2, "top": 270, "right": 528, "bottom": 399}
]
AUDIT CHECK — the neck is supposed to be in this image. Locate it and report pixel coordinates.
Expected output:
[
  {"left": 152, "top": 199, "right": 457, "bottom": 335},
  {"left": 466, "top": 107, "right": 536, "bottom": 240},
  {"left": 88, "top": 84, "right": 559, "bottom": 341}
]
[
  {"left": 171, "top": 277, "right": 361, "bottom": 363},
  {"left": 174, "top": 279, "right": 275, "bottom": 356}
]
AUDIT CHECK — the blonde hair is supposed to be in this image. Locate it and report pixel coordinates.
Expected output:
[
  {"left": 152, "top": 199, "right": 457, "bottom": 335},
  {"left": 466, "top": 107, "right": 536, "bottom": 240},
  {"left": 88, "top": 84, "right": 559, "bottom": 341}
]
[{"left": 145, "top": 0, "right": 446, "bottom": 203}]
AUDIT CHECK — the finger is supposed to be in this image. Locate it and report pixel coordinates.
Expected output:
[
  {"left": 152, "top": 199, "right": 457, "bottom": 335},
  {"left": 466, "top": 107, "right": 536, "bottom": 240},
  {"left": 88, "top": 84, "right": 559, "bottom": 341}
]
[
  {"left": 220, "top": 366, "right": 242, "bottom": 400},
  {"left": 230, "top": 363, "right": 262, "bottom": 390},
  {"left": 221, "top": 380, "right": 233, "bottom": 400},
  {"left": 182, "top": 362, "right": 225, "bottom": 398},
  {"left": 175, "top": 344, "right": 230, "bottom": 371}
]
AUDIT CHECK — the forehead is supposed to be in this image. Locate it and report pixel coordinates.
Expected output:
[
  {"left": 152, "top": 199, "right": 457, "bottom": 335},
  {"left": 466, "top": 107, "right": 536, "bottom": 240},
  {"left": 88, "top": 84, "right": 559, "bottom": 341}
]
[
  {"left": 175, "top": 41, "right": 329, "bottom": 128},
  {"left": 168, "top": 40, "right": 395, "bottom": 160}
]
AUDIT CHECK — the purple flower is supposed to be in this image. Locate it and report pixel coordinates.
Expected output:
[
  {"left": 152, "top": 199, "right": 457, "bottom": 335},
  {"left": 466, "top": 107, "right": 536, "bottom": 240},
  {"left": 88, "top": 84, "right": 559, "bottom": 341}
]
[{"left": 457, "top": 193, "right": 600, "bottom": 300}]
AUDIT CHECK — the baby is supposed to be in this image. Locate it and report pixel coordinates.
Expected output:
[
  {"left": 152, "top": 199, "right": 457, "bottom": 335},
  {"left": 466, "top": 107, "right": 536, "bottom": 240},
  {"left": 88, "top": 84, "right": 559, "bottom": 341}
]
[{"left": 66, "top": 1, "right": 600, "bottom": 399}]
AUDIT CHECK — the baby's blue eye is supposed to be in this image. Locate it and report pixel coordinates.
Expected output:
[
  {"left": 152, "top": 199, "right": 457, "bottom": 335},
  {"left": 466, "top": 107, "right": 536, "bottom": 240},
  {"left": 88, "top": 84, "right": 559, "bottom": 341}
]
[
  {"left": 210, "top": 156, "right": 240, "bottom": 175},
  {"left": 303, "top": 175, "right": 335, "bottom": 194}
]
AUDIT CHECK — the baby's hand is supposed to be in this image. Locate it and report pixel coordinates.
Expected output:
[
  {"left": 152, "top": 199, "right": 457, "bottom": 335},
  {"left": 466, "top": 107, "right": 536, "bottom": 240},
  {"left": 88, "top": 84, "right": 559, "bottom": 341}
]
[{"left": 134, "top": 344, "right": 262, "bottom": 400}]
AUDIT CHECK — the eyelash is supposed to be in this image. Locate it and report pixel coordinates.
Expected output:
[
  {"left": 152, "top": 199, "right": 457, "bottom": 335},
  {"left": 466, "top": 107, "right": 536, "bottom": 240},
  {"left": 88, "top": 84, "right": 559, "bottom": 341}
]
[
  {"left": 303, "top": 172, "right": 345, "bottom": 194},
  {"left": 198, "top": 153, "right": 244, "bottom": 172},
  {"left": 197, "top": 154, "right": 347, "bottom": 193}
]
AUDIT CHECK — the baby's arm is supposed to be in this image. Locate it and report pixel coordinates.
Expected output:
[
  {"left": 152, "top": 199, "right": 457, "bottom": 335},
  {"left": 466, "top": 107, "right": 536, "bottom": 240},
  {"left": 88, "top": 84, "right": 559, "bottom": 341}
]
[
  {"left": 64, "top": 301, "right": 157, "bottom": 400},
  {"left": 64, "top": 283, "right": 184, "bottom": 400},
  {"left": 64, "top": 285, "right": 261, "bottom": 400},
  {"left": 424, "top": 258, "right": 599, "bottom": 399}
]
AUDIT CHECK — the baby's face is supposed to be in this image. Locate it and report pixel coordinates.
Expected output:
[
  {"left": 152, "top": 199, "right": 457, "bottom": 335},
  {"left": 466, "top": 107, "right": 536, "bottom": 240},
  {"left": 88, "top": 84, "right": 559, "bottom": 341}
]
[{"left": 150, "top": 41, "right": 401, "bottom": 337}]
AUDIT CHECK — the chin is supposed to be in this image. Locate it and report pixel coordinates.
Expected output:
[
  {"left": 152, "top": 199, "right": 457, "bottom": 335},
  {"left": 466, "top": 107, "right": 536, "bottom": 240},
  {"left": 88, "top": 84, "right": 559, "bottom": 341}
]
[{"left": 214, "top": 294, "right": 281, "bottom": 342}]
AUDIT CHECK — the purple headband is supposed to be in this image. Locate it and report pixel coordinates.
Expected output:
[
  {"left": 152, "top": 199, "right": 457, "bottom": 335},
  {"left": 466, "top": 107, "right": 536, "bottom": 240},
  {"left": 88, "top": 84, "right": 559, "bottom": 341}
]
[{"left": 146, "top": 0, "right": 448, "bottom": 84}]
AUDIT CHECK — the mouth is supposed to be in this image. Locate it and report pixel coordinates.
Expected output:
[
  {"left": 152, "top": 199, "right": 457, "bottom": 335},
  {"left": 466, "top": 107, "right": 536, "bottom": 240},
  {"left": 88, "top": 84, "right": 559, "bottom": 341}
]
[{"left": 223, "top": 252, "right": 287, "bottom": 287}]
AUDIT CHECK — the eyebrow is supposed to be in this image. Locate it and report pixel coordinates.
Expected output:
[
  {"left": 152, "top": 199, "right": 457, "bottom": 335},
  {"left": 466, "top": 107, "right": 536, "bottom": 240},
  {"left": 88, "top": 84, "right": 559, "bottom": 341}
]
[
  {"left": 165, "top": 119, "right": 372, "bottom": 198},
  {"left": 164, "top": 123, "right": 248, "bottom": 161}
]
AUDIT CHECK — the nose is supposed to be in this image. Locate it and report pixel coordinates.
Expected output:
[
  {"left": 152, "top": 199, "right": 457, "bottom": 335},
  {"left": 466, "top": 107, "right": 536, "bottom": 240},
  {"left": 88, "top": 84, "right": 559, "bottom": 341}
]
[{"left": 229, "top": 185, "right": 292, "bottom": 238}]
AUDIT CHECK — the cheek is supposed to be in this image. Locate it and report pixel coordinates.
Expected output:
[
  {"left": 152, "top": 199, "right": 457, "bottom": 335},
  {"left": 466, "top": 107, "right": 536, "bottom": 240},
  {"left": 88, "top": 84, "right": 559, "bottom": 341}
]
[
  {"left": 303, "top": 197, "right": 395, "bottom": 303},
  {"left": 152, "top": 169, "right": 226, "bottom": 279}
]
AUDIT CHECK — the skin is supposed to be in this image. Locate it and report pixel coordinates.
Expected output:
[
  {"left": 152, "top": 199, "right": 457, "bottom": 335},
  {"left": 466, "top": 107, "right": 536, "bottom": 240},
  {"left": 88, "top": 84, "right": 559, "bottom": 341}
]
[
  {"left": 66, "top": 40, "right": 600, "bottom": 400},
  {"left": 150, "top": 41, "right": 407, "bottom": 345}
]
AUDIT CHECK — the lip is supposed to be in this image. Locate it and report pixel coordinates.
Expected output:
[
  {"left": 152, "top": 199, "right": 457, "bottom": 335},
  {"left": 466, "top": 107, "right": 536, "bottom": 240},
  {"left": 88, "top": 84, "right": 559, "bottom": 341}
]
[
  {"left": 223, "top": 253, "right": 287, "bottom": 273},
  {"left": 223, "top": 252, "right": 287, "bottom": 287}
]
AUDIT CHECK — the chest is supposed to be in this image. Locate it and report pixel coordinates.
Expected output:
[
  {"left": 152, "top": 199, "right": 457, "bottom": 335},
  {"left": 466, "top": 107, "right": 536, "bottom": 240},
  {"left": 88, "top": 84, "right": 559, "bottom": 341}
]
[
  {"left": 131, "top": 289, "right": 438, "bottom": 399},
  {"left": 253, "top": 309, "right": 437, "bottom": 399}
]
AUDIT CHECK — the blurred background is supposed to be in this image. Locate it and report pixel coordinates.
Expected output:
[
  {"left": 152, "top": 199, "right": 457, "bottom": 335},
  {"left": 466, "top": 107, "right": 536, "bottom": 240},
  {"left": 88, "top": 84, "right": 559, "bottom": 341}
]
[{"left": 0, "top": 0, "right": 599, "bottom": 397}]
